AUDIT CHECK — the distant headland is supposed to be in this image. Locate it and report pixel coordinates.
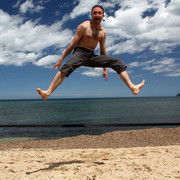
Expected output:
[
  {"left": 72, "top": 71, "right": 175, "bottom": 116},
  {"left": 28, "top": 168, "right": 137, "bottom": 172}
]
[{"left": 176, "top": 93, "right": 180, "bottom": 96}]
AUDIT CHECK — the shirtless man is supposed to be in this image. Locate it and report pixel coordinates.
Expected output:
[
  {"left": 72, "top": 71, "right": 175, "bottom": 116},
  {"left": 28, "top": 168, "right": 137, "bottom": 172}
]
[{"left": 37, "top": 5, "right": 145, "bottom": 100}]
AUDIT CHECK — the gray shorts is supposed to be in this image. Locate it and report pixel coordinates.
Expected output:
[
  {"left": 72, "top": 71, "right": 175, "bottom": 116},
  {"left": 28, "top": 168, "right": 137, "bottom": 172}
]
[{"left": 60, "top": 46, "right": 127, "bottom": 77}]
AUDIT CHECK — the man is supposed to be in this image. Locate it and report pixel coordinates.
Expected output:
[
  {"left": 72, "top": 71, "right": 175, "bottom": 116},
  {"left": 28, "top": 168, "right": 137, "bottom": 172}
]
[{"left": 37, "top": 5, "right": 145, "bottom": 100}]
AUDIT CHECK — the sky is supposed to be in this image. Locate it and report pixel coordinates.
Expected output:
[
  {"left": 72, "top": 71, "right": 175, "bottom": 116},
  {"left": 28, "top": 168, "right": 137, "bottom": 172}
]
[{"left": 0, "top": 0, "right": 180, "bottom": 99}]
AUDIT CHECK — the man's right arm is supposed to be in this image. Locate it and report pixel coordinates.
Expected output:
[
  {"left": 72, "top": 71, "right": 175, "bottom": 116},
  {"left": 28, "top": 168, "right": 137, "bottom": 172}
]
[{"left": 53, "top": 23, "right": 86, "bottom": 69}]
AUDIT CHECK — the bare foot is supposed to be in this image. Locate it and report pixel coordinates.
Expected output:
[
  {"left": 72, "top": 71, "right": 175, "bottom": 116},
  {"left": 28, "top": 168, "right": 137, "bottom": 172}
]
[
  {"left": 131, "top": 80, "right": 145, "bottom": 95},
  {"left": 36, "top": 88, "right": 50, "bottom": 100}
]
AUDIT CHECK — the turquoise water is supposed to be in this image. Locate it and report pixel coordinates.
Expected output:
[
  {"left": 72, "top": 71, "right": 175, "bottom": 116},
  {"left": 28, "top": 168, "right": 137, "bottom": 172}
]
[{"left": 0, "top": 97, "right": 179, "bottom": 141}]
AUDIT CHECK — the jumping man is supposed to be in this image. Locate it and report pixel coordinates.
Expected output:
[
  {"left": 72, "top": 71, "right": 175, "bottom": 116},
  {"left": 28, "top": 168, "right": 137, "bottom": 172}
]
[{"left": 37, "top": 5, "right": 145, "bottom": 100}]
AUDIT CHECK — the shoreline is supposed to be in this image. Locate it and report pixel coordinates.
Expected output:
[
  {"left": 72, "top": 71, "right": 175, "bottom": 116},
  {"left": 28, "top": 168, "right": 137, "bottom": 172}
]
[{"left": 0, "top": 127, "right": 179, "bottom": 150}]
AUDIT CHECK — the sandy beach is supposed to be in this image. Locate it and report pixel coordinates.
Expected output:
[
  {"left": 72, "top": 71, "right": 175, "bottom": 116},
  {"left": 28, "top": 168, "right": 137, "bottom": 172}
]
[{"left": 0, "top": 127, "right": 180, "bottom": 179}]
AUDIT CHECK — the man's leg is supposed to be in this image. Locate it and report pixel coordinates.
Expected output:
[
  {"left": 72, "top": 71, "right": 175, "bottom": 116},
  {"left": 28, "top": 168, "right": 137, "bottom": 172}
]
[
  {"left": 119, "top": 70, "right": 145, "bottom": 95},
  {"left": 36, "top": 48, "right": 87, "bottom": 100},
  {"left": 90, "top": 55, "right": 145, "bottom": 95},
  {"left": 37, "top": 71, "right": 66, "bottom": 100}
]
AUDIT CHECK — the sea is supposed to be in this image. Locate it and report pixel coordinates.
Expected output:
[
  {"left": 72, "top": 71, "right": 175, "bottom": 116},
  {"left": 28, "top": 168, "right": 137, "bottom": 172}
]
[{"left": 0, "top": 97, "right": 180, "bottom": 142}]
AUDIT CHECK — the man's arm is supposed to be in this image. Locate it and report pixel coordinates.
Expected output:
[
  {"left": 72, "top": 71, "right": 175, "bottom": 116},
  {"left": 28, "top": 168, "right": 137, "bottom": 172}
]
[
  {"left": 99, "top": 30, "right": 108, "bottom": 81},
  {"left": 53, "top": 23, "right": 86, "bottom": 69}
]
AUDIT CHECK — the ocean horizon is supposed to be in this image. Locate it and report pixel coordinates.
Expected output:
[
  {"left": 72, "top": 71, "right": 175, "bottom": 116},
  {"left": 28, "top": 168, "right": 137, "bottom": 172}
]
[
  {"left": 0, "top": 95, "right": 178, "bottom": 100},
  {"left": 0, "top": 96, "right": 179, "bottom": 142}
]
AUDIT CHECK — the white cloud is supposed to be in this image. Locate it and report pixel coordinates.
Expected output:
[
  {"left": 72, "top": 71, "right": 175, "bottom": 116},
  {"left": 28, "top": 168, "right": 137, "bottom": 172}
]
[
  {"left": 0, "top": 50, "right": 37, "bottom": 66},
  {"left": 19, "top": 0, "right": 44, "bottom": 14},
  {"left": 107, "top": 39, "right": 153, "bottom": 54},
  {"left": 128, "top": 59, "right": 155, "bottom": 68},
  {"left": 81, "top": 67, "right": 103, "bottom": 77},
  {"left": 128, "top": 58, "right": 180, "bottom": 77},
  {"left": 143, "top": 58, "right": 179, "bottom": 74},
  {"left": 20, "top": 0, "right": 34, "bottom": 13},
  {"left": 70, "top": 0, "right": 100, "bottom": 19},
  {"left": 104, "top": 0, "right": 180, "bottom": 55},
  {"left": 0, "top": 9, "right": 73, "bottom": 66},
  {"left": 81, "top": 67, "right": 115, "bottom": 77},
  {"left": 33, "top": 55, "right": 60, "bottom": 67}
]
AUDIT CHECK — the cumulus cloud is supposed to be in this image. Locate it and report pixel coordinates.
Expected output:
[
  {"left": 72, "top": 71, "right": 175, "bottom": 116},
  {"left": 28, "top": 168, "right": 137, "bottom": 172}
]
[
  {"left": 0, "top": 9, "right": 73, "bottom": 66},
  {"left": 104, "top": 0, "right": 180, "bottom": 55}
]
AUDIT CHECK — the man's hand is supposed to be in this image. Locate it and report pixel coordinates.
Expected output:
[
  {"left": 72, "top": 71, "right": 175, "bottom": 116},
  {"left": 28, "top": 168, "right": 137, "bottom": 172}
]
[
  {"left": 53, "top": 60, "right": 62, "bottom": 69},
  {"left": 103, "top": 68, "right": 108, "bottom": 81}
]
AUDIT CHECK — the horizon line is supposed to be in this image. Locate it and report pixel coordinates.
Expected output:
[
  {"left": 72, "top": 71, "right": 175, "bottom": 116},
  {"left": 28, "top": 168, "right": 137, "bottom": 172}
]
[{"left": 0, "top": 95, "right": 178, "bottom": 101}]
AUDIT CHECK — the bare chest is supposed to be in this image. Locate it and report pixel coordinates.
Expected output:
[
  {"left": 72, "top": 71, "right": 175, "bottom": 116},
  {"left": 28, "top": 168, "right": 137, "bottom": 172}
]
[{"left": 85, "top": 27, "right": 103, "bottom": 41}]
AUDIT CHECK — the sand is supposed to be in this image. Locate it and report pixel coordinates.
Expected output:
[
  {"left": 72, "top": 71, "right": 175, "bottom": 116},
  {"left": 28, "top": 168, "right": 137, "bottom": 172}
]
[
  {"left": 0, "top": 146, "right": 180, "bottom": 179},
  {"left": 0, "top": 127, "right": 180, "bottom": 179}
]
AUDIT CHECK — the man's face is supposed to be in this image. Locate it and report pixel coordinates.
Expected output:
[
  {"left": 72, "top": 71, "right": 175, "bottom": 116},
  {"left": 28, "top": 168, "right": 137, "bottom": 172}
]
[{"left": 91, "top": 7, "right": 104, "bottom": 23}]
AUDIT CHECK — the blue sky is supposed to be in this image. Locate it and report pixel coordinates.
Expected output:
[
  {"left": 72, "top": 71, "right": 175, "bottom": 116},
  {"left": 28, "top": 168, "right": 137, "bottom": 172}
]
[{"left": 0, "top": 0, "right": 179, "bottom": 99}]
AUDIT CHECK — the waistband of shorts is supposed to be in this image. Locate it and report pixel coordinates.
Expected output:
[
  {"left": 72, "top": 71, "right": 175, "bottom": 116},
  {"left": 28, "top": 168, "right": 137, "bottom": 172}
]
[{"left": 74, "top": 46, "right": 94, "bottom": 53}]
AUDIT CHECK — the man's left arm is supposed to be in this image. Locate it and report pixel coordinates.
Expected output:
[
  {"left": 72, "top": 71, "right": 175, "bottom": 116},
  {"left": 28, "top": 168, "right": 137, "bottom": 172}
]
[{"left": 100, "top": 30, "right": 108, "bottom": 81}]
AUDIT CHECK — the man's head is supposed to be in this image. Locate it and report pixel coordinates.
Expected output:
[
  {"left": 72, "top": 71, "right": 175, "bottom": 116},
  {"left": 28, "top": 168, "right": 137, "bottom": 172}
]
[
  {"left": 91, "top": 5, "right": 104, "bottom": 24},
  {"left": 91, "top": 5, "right": 104, "bottom": 14}
]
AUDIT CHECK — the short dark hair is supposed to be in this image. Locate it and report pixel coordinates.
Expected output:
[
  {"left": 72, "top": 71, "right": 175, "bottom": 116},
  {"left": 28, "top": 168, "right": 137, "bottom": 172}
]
[{"left": 91, "top": 5, "right": 104, "bottom": 14}]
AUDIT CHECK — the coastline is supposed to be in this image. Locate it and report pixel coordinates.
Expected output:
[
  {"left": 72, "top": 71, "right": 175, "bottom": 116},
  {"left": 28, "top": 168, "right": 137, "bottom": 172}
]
[{"left": 0, "top": 127, "right": 179, "bottom": 150}]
